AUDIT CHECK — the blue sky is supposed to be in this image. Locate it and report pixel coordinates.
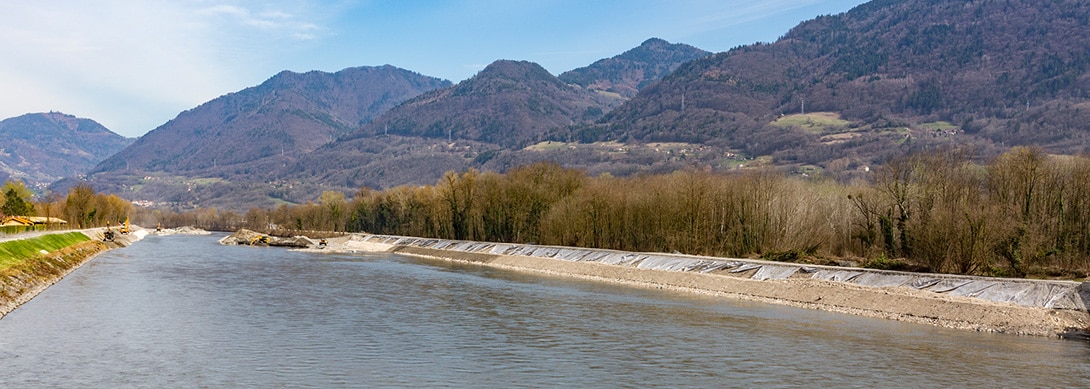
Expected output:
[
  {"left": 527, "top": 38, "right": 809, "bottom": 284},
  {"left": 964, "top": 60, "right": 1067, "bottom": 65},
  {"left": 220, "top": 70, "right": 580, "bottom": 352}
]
[{"left": 0, "top": 0, "right": 865, "bottom": 138}]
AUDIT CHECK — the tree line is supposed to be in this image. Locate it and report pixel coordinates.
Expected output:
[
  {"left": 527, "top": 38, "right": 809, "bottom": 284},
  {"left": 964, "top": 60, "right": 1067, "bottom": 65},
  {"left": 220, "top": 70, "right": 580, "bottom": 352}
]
[
  {"left": 125, "top": 147, "right": 1088, "bottom": 279},
  {"left": 1, "top": 182, "right": 133, "bottom": 230}
]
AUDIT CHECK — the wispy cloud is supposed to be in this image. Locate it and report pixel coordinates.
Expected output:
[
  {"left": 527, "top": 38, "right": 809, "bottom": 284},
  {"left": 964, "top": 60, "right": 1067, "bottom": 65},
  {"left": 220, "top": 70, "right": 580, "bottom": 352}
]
[
  {"left": 0, "top": 1, "right": 334, "bottom": 136},
  {"left": 199, "top": 3, "right": 325, "bottom": 40}
]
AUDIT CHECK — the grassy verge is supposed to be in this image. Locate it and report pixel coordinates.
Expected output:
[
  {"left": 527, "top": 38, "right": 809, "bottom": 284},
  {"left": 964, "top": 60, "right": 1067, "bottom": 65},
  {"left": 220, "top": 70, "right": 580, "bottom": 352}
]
[{"left": 0, "top": 232, "right": 91, "bottom": 270}]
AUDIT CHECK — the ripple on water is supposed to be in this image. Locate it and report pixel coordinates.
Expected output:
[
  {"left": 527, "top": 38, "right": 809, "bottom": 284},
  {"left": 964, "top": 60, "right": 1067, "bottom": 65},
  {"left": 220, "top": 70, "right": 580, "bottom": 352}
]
[{"left": 0, "top": 234, "right": 1088, "bottom": 387}]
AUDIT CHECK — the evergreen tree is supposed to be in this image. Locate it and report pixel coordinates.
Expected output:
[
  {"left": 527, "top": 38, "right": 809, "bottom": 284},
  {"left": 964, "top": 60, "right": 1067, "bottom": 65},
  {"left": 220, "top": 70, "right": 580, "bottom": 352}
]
[
  {"left": 0, "top": 181, "right": 34, "bottom": 216},
  {"left": 2, "top": 188, "right": 33, "bottom": 216}
]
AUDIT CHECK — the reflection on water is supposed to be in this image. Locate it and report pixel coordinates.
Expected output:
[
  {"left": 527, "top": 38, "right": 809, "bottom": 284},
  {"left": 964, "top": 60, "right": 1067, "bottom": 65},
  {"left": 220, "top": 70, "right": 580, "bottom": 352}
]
[{"left": 0, "top": 234, "right": 1088, "bottom": 387}]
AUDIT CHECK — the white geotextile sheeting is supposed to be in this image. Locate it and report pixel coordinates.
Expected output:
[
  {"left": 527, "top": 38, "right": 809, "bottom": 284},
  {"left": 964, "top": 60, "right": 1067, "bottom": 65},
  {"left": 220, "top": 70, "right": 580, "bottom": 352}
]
[
  {"left": 904, "top": 277, "right": 942, "bottom": 290},
  {"left": 368, "top": 234, "right": 1088, "bottom": 311},
  {"left": 554, "top": 249, "right": 587, "bottom": 261},
  {"left": 731, "top": 264, "right": 761, "bottom": 274},
  {"left": 811, "top": 270, "right": 864, "bottom": 283},
  {"left": 809, "top": 269, "right": 1084, "bottom": 309},
  {"left": 725, "top": 263, "right": 803, "bottom": 280},
  {"left": 752, "top": 265, "right": 800, "bottom": 280},
  {"left": 703, "top": 262, "right": 744, "bottom": 273},
  {"left": 927, "top": 279, "right": 973, "bottom": 293},
  {"left": 849, "top": 273, "right": 915, "bottom": 288},
  {"left": 600, "top": 254, "right": 643, "bottom": 266},
  {"left": 637, "top": 256, "right": 708, "bottom": 272},
  {"left": 940, "top": 280, "right": 1072, "bottom": 308},
  {"left": 489, "top": 244, "right": 513, "bottom": 255}
]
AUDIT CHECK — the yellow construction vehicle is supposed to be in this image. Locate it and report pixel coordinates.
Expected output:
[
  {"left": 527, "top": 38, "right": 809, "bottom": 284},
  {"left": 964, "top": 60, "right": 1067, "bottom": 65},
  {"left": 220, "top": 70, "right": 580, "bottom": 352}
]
[{"left": 250, "top": 235, "right": 270, "bottom": 245}]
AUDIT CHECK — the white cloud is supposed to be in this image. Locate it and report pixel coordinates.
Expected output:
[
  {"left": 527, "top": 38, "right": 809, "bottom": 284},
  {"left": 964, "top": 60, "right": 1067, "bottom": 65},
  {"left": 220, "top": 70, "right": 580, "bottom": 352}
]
[
  {"left": 0, "top": 1, "right": 332, "bottom": 137},
  {"left": 199, "top": 3, "right": 325, "bottom": 39}
]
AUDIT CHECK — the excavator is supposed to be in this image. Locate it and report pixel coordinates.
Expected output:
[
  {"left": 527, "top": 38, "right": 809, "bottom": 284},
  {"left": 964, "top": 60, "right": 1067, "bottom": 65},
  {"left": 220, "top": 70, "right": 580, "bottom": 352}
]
[{"left": 103, "top": 222, "right": 115, "bottom": 242}]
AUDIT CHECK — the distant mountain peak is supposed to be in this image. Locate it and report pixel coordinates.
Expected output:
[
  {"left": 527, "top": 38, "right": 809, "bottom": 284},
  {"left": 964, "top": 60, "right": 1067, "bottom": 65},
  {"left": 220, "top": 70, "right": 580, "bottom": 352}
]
[
  {"left": 559, "top": 38, "right": 710, "bottom": 98},
  {"left": 332, "top": 58, "right": 615, "bottom": 150},
  {"left": 602, "top": 0, "right": 1090, "bottom": 165},
  {"left": 476, "top": 60, "right": 556, "bottom": 81},
  {"left": 89, "top": 64, "right": 450, "bottom": 178},
  {"left": 640, "top": 37, "right": 670, "bottom": 46},
  {"left": 0, "top": 112, "right": 131, "bottom": 185},
  {"left": 40, "top": 111, "right": 82, "bottom": 131}
]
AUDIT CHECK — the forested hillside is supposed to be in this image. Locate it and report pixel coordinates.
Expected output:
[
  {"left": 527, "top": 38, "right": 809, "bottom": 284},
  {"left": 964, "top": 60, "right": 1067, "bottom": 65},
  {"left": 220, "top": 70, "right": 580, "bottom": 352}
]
[
  {"left": 66, "top": 0, "right": 1090, "bottom": 211},
  {"left": 0, "top": 112, "right": 131, "bottom": 186},
  {"left": 559, "top": 38, "right": 710, "bottom": 99},
  {"left": 270, "top": 59, "right": 618, "bottom": 194},
  {"left": 339, "top": 60, "right": 619, "bottom": 147},
  {"left": 73, "top": 37, "right": 709, "bottom": 209},
  {"left": 590, "top": 0, "right": 1090, "bottom": 170},
  {"left": 72, "top": 66, "right": 451, "bottom": 208},
  {"left": 92, "top": 65, "right": 451, "bottom": 176}
]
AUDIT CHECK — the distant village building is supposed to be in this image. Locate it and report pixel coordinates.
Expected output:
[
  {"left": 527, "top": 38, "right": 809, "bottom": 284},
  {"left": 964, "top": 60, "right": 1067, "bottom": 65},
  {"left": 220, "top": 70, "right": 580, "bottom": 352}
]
[{"left": 1, "top": 216, "right": 68, "bottom": 226}]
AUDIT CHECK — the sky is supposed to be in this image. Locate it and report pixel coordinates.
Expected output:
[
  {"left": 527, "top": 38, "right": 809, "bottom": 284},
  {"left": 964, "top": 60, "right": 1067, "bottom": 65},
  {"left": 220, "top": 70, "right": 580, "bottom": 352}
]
[{"left": 0, "top": 0, "right": 866, "bottom": 138}]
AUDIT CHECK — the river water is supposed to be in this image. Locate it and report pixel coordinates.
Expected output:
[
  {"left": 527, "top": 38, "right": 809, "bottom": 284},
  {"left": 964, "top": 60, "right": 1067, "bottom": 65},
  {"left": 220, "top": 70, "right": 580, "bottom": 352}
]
[{"left": 1, "top": 234, "right": 1088, "bottom": 387}]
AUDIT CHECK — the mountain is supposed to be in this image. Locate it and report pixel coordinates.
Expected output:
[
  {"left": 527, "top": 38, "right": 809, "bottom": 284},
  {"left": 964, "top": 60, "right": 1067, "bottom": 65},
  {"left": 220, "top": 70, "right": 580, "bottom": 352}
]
[
  {"left": 0, "top": 112, "right": 131, "bottom": 187},
  {"left": 590, "top": 0, "right": 1090, "bottom": 169},
  {"left": 342, "top": 60, "right": 620, "bottom": 147},
  {"left": 73, "top": 0, "right": 1090, "bottom": 210},
  {"left": 72, "top": 65, "right": 451, "bottom": 208},
  {"left": 92, "top": 65, "right": 451, "bottom": 178},
  {"left": 558, "top": 38, "right": 710, "bottom": 99},
  {"left": 285, "top": 59, "right": 623, "bottom": 190}
]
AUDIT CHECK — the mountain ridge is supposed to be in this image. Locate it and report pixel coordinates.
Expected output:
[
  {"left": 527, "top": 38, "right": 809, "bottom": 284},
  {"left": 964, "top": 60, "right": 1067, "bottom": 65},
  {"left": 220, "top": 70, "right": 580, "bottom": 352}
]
[
  {"left": 559, "top": 38, "right": 710, "bottom": 99},
  {"left": 0, "top": 112, "right": 131, "bottom": 187},
  {"left": 338, "top": 59, "right": 618, "bottom": 147},
  {"left": 91, "top": 65, "right": 452, "bottom": 177},
  {"left": 285, "top": 59, "right": 623, "bottom": 192},
  {"left": 67, "top": 0, "right": 1090, "bottom": 210},
  {"left": 589, "top": 0, "right": 1090, "bottom": 169}
]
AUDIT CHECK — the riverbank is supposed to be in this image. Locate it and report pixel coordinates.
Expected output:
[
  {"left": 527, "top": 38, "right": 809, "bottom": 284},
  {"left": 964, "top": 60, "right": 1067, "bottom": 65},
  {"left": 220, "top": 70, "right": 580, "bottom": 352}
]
[
  {"left": 0, "top": 228, "right": 146, "bottom": 319},
  {"left": 279, "top": 233, "right": 1090, "bottom": 338}
]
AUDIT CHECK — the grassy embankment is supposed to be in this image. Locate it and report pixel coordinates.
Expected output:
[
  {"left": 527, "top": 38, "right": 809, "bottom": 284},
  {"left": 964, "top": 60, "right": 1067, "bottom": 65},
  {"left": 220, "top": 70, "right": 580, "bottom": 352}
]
[
  {"left": 0, "top": 232, "right": 108, "bottom": 313},
  {"left": 0, "top": 232, "right": 91, "bottom": 270}
]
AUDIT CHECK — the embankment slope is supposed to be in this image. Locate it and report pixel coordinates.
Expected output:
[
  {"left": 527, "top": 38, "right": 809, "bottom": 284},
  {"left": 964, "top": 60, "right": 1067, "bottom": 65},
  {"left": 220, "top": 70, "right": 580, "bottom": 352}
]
[
  {"left": 297, "top": 233, "right": 1090, "bottom": 338},
  {"left": 0, "top": 229, "right": 145, "bottom": 318}
]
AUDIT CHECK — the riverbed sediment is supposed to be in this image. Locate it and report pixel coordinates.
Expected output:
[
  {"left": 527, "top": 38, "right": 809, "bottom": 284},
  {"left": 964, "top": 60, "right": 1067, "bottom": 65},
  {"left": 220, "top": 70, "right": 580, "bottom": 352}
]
[
  {"left": 293, "top": 233, "right": 1090, "bottom": 338},
  {"left": 0, "top": 228, "right": 146, "bottom": 319}
]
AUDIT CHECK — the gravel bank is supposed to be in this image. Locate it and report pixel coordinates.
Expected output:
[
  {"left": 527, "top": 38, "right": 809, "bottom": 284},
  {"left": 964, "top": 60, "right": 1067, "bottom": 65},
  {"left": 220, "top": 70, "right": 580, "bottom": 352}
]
[{"left": 294, "top": 233, "right": 1090, "bottom": 338}]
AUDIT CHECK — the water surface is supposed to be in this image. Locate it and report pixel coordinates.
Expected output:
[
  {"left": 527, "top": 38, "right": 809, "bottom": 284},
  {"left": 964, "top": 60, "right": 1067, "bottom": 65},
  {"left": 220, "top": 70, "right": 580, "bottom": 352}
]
[{"left": 1, "top": 235, "right": 1088, "bottom": 387}]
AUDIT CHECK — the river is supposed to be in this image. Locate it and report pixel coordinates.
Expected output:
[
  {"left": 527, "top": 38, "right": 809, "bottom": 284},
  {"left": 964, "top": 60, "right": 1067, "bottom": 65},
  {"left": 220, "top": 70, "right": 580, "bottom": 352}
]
[{"left": 1, "top": 234, "right": 1088, "bottom": 387}]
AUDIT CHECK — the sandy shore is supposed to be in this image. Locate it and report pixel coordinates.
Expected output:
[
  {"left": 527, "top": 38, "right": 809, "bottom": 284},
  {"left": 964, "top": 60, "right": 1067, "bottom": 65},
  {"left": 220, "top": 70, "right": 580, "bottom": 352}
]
[{"left": 298, "top": 233, "right": 1090, "bottom": 338}]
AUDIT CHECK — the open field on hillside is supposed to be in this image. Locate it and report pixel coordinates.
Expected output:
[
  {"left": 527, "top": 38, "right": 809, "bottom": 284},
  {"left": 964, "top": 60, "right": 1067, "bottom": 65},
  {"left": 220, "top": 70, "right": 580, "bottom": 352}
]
[{"left": 771, "top": 112, "right": 852, "bottom": 134}]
